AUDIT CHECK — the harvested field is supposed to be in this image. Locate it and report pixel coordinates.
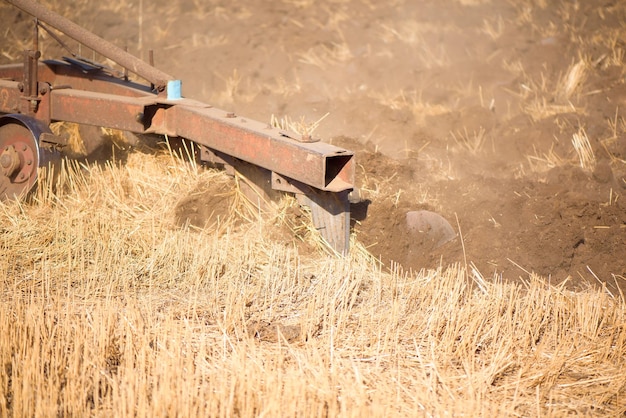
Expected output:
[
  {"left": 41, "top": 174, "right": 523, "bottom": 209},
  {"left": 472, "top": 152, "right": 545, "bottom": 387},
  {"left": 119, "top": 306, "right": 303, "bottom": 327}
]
[{"left": 1, "top": 0, "right": 626, "bottom": 416}]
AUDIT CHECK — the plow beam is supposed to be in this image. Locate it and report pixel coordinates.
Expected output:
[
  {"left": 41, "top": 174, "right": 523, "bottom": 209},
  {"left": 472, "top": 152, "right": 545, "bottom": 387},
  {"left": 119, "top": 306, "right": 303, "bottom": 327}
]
[{"left": 0, "top": 0, "right": 355, "bottom": 254}]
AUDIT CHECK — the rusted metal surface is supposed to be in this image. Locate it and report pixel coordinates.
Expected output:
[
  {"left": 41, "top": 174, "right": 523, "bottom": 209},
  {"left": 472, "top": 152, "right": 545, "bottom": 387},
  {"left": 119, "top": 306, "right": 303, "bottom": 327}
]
[
  {"left": 170, "top": 103, "right": 354, "bottom": 192},
  {"left": 49, "top": 89, "right": 151, "bottom": 133},
  {"left": 0, "top": 79, "right": 23, "bottom": 114},
  {"left": 40, "top": 60, "right": 153, "bottom": 96},
  {"left": 0, "top": 61, "right": 354, "bottom": 193},
  {"left": 6, "top": 0, "right": 175, "bottom": 93},
  {"left": 0, "top": 114, "right": 58, "bottom": 200},
  {"left": 0, "top": 0, "right": 356, "bottom": 253},
  {"left": 298, "top": 190, "right": 351, "bottom": 255}
]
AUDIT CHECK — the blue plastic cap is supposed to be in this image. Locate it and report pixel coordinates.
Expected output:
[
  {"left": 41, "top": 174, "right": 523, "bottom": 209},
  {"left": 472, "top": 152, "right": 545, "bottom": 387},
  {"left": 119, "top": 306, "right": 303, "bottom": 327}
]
[{"left": 167, "top": 80, "right": 182, "bottom": 100}]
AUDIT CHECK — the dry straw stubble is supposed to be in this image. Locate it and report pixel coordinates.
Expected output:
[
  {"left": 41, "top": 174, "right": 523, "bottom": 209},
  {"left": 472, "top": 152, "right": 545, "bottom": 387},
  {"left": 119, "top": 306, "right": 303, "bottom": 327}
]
[{"left": 1, "top": 147, "right": 625, "bottom": 416}]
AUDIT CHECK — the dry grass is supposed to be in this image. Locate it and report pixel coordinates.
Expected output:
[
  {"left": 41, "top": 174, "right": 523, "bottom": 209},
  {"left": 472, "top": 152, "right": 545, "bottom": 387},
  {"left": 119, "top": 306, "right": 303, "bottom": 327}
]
[
  {"left": 450, "top": 126, "right": 487, "bottom": 154},
  {"left": 0, "top": 149, "right": 625, "bottom": 416},
  {"left": 572, "top": 127, "right": 596, "bottom": 172},
  {"left": 270, "top": 112, "right": 330, "bottom": 138},
  {"left": 369, "top": 89, "right": 450, "bottom": 126},
  {"left": 558, "top": 59, "right": 588, "bottom": 101},
  {"left": 377, "top": 21, "right": 451, "bottom": 68},
  {"left": 49, "top": 122, "right": 86, "bottom": 155},
  {"left": 524, "top": 99, "right": 579, "bottom": 122},
  {"left": 482, "top": 15, "right": 505, "bottom": 40},
  {"left": 514, "top": 59, "right": 586, "bottom": 122},
  {"left": 297, "top": 41, "right": 353, "bottom": 70},
  {"left": 3, "top": 0, "right": 626, "bottom": 415},
  {"left": 526, "top": 143, "right": 565, "bottom": 172}
]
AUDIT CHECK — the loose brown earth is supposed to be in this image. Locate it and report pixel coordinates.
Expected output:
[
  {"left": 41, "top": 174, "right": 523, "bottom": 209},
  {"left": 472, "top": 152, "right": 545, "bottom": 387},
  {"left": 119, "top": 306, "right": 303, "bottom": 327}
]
[{"left": 2, "top": 0, "right": 626, "bottom": 289}]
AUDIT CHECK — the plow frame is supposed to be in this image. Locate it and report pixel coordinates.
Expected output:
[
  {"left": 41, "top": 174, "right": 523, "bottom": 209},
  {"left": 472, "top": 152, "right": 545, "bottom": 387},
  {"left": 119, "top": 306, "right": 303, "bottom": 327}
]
[{"left": 0, "top": 0, "right": 356, "bottom": 254}]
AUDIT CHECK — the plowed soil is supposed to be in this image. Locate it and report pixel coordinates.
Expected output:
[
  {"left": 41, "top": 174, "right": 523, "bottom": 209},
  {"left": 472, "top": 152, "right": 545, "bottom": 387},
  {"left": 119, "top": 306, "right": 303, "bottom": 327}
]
[{"left": 2, "top": 0, "right": 626, "bottom": 290}]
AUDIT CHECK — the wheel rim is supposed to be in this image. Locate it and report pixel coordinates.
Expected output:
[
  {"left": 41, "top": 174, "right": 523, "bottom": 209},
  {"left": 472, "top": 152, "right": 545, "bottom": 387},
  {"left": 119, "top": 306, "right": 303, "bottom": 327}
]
[{"left": 0, "top": 121, "right": 40, "bottom": 200}]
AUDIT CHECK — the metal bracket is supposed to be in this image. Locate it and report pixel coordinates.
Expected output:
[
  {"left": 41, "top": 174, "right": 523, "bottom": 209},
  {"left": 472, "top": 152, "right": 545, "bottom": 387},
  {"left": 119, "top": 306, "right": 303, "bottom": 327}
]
[
  {"left": 272, "top": 172, "right": 350, "bottom": 254},
  {"left": 297, "top": 189, "right": 350, "bottom": 255}
]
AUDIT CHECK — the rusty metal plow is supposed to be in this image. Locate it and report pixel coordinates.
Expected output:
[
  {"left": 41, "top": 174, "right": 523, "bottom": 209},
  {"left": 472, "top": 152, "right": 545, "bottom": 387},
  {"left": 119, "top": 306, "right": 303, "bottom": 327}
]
[{"left": 0, "top": 0, "right": 355, "bottom": 254}]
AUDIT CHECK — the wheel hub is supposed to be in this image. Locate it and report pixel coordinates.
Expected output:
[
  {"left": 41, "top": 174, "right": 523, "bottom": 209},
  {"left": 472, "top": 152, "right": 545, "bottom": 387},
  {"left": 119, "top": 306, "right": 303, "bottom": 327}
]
[
  {"left": 0, "top": 145, "right": 21, "bottom": 178},
  {"left": 1, "top": 142, "right": 36, "bottom": 181},
  {"left": 0, "top": 119, "right": 41, "bottom": 200}
]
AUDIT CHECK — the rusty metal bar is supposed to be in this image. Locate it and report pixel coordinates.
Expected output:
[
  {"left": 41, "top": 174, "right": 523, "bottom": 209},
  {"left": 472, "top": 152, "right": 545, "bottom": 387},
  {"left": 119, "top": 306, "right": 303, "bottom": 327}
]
[
  {"left": 298, "top": 190, "right": 351, "bottom": 254},
  {"left": 0, "top": 79, "right": 22, "bottom": 114},
  {"left": 48, "top": 89, "right": 150, "bottom": 133},
  {"left": 44, "top": 90, "right": 354, "bottom": 192},
  {"left": 5, "top": 0, "right": 176, "bottom": 93},
  {"left": 40, "top": 60, "right": 153, "bottom": 97},
  {"left": 169, "top": 103, "right": 354, "bottom": 192},
  {"left": 1, "top": 70, "right": 354, "bottom": 192}
]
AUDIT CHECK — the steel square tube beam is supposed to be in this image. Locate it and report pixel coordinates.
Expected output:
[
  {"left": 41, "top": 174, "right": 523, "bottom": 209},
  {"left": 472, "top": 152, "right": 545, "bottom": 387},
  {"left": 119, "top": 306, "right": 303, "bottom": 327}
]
[
  {"left": 170, "top": 103, "right": 354, "bottom": 192},
  {"left": 44, "top": 89, "right": 354, "bottom": 192}
]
